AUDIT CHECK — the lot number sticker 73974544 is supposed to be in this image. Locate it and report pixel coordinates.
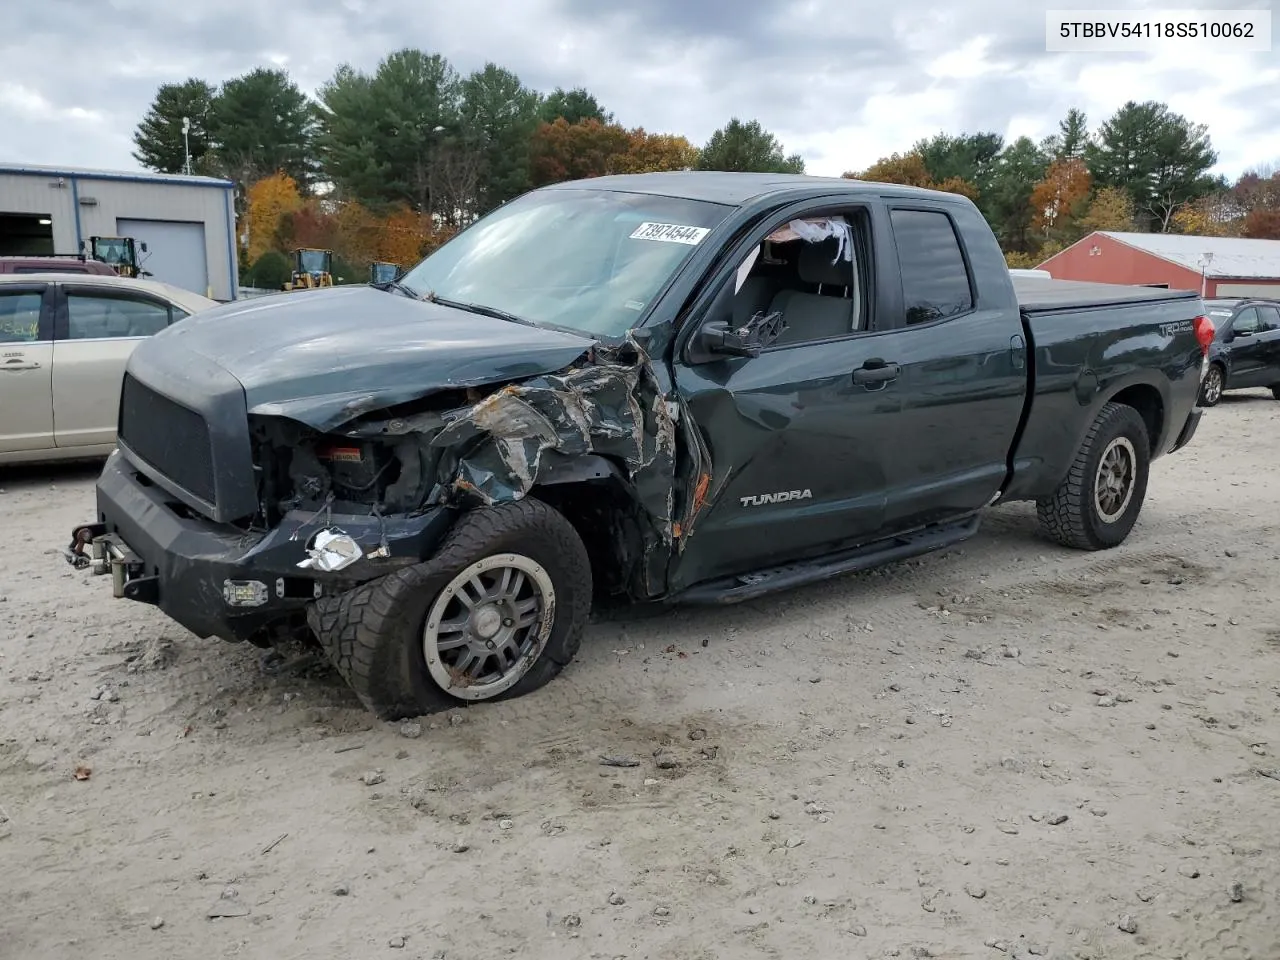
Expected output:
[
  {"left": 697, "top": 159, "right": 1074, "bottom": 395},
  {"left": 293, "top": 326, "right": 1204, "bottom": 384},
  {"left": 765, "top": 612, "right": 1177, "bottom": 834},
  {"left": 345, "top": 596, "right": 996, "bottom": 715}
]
[{"left": 629, "top": 222, "right": 711, "bottom": 245}]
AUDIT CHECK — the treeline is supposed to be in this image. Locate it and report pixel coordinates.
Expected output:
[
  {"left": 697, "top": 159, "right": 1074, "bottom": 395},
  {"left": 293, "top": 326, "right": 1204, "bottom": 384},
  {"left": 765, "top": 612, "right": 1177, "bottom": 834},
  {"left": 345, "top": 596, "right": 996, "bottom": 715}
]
[
  {"left": 846, "top": 103, "right": 1280, "bottom": 266},
  {"left": 131, "top": 52, "right": 801, "bottom": 283},
  {"left": 132, "top": 56, "right": 1280, "bottom": 279}
]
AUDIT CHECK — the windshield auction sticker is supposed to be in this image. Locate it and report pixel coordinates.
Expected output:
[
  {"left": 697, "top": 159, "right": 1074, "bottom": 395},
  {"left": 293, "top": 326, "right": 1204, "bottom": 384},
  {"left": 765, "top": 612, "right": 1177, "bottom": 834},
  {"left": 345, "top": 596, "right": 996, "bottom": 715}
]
[{"left": 630, "top": 222, "right": 711, "bottom": 245}]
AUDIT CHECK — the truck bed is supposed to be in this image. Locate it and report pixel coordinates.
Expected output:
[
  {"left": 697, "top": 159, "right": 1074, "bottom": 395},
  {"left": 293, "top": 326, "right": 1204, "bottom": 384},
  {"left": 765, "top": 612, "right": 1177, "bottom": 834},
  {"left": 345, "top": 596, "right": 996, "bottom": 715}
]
[
  {"left": 999, "top": 275, "right": 1205, "bottom": 506},
  {"left": 1013, "top": 276, "right": 1200, "bottom": 313}
]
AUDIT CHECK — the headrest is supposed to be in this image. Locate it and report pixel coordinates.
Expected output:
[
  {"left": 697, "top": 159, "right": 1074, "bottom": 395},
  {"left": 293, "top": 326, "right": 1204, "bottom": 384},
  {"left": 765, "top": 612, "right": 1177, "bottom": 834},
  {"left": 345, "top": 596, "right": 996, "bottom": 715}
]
[{"left": 797, "top": 238, "right": 853, "bottom": 287}]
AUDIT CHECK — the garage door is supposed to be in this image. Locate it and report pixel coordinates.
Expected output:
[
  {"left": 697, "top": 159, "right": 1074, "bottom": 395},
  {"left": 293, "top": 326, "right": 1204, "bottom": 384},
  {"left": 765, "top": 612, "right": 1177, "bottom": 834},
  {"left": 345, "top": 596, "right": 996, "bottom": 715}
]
[
  {"left": 116, "top": 219, "right": 209, "bottom": 296},
  {"left": 1215, "top": 282, "right": 1280, "bottom": 298}
]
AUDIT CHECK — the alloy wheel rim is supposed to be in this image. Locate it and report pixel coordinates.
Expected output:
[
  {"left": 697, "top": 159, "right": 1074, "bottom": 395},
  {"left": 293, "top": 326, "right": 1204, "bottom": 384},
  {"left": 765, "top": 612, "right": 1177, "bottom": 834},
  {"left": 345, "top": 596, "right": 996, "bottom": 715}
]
[
  {"left": 1204, "top": 368, "right": 1222, "bottom": 403},
  {"left": 1094, "top": 436, "right": 1137, "bottom": 524},
  {"left": 422, "top": 553, "right": 556, "bottom": 700}
]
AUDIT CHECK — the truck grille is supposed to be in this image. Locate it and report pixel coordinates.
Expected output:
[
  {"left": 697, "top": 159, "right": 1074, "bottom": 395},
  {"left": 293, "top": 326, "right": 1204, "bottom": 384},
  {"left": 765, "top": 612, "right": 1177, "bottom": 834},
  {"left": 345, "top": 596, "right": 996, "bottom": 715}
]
[{"left": 118, "top": 373, "right": 217, "bottom": 506}]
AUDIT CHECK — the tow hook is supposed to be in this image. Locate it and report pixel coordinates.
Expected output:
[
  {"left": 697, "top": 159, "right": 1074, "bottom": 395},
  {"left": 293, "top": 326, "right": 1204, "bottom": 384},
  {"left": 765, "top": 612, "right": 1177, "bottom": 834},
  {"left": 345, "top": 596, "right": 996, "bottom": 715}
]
[
  {"left": 67, "top": 525, "right": 142, "bottom": 599},
  {"left": 65, "top": 523, "right": 105, "bottom": 570}
]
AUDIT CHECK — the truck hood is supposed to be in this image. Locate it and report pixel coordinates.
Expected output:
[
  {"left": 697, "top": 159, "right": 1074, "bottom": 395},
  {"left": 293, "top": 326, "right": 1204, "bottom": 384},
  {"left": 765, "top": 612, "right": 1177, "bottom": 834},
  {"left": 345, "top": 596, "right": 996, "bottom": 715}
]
[{"left": 139, "top": 285, "right": 596, "bottom": 431}]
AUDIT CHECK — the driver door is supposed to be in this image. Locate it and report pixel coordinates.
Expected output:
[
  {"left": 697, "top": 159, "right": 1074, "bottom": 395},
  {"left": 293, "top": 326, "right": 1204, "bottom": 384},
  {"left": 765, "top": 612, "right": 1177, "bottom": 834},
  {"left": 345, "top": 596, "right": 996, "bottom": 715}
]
[
  {"left": 669, "top": 203, "right": 901, "bottom": 589},
  {"left": 1227, "top": 307, "right": 1266, "bottom": 386},
  {"left": 0, "top": 283, "right": 55, "bottom": 455},
  {"left": 1255, "top": 305, "right": 1280, "bottom": 385}
]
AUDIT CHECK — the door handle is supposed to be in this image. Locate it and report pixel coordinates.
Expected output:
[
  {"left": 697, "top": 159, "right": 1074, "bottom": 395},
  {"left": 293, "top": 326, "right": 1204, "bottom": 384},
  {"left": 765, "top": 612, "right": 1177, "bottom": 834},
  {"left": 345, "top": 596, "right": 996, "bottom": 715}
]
[
  {"left": 852, "top": 360, "right": 900, "bottom": 385},
  {"left": 0, "top": 360, "right": 40, "bottom": 371}
]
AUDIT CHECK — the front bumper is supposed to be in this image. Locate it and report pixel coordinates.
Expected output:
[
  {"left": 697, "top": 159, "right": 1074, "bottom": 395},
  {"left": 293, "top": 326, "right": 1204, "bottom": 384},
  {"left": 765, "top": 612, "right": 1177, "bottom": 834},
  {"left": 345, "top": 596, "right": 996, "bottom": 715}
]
[{"left": 72, "top": 451, "right": 454, "bottom": 643}]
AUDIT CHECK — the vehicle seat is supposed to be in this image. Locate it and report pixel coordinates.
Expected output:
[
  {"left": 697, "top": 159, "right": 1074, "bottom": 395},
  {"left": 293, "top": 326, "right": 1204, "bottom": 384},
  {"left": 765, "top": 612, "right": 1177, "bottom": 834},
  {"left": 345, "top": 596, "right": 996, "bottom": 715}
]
[{"left": 770, "top": 238, "right": 858, "bottom": 346}]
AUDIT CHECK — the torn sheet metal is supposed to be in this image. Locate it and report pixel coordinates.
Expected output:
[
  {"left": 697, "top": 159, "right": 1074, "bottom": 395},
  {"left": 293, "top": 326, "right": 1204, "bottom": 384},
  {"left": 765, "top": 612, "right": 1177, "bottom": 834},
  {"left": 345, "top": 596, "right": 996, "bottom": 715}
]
[
  {"left": 766, "top": 217, "right": 853, "bottom": 264},
  {"left": 430, "top": 339, "right": 680, "bottom": 543}
]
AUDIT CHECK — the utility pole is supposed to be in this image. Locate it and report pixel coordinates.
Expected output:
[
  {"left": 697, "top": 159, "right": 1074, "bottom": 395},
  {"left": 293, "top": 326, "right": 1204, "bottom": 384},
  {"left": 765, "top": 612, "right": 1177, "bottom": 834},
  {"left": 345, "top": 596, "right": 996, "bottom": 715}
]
[
  {"left": 182, "top": 116, "right": 192, "bottom": 175},
  {"left": 1199, "top": 252, "right": 1214, "bottom": 298}
]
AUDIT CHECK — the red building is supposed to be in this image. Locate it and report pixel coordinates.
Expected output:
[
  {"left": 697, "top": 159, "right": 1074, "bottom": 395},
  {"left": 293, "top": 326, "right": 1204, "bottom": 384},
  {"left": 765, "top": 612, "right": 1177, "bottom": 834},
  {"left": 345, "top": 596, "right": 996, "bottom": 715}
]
[{"left": 1038, "top": 231, "right": 1280, "bottom": 298}]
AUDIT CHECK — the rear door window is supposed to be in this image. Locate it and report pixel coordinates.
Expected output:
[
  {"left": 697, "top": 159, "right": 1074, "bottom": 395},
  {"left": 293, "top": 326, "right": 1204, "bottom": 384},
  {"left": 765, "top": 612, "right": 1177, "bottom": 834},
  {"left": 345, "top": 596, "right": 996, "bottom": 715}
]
[
  {"left": 1233, "top": 307, "right": 1260, "bottom": 335},
  {"left": 0, "top": 289, "right": 46, "bottom": 342},
  {"left": 1256, "top": 305, "right": 1280, "bottom": 331},
  {"left": 889, "top": 209, "right": 974, "bottom": 325},
  {"left": 66, "top": 292, "right": 173, "bottom": 339}
]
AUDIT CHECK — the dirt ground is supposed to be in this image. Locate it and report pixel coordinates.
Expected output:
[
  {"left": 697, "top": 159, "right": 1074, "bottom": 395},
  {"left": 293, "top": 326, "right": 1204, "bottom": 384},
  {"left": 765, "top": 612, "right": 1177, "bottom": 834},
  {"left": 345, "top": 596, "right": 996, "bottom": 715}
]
[{"left": 2, "top": 391, "right": 1279, "bottom": 960}]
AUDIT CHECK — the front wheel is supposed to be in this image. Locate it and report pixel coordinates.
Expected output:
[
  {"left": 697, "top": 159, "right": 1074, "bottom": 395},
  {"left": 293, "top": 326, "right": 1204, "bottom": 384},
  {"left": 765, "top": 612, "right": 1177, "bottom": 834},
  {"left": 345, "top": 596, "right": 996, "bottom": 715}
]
[
  {"left": 1036, "top": 401, "right": 1151, "bottom": 551},
  {"left": 310, "top": 499, "right": 592, "bottom": 719},
  {"left": 1200, "top": 363, "right": 1225, "bottom": 406}
]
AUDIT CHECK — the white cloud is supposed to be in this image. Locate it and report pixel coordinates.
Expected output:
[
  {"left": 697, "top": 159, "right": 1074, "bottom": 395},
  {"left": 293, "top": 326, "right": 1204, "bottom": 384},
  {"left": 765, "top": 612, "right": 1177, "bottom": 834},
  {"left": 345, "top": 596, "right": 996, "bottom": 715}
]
[
  {"left": 927, "top": 37, "right": 1000, "bottom": 80},
  {"left": 0, "top": 0, "right": 1276, "bottom": 180},
  {"left": 0, "top": 81, "right": 106, "bottom": 125}
]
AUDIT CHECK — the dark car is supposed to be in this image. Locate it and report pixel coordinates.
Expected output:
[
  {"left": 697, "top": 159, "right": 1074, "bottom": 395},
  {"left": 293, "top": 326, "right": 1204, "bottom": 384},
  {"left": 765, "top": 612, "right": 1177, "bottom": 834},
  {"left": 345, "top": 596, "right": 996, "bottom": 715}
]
[
  {"left": 1199, "top": 298, "right": 1280, "bottom": 405},
  {"left": 68, "top": 172, "right": 1213, "bottom": 720}
]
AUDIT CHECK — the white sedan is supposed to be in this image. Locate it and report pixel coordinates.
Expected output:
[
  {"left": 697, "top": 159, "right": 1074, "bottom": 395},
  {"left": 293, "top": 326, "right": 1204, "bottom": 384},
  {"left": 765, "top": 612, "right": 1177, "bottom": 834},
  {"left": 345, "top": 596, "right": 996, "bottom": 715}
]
[{"left": 0, "top": 273, "right": 216, "bottom": 465}]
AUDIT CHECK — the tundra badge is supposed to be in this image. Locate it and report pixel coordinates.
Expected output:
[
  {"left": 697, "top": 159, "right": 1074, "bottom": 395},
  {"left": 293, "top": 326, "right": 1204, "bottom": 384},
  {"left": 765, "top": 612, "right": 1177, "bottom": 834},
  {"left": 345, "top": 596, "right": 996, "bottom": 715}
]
[{"left": 740, "top": 489, "right": 813, "bottom": 507}]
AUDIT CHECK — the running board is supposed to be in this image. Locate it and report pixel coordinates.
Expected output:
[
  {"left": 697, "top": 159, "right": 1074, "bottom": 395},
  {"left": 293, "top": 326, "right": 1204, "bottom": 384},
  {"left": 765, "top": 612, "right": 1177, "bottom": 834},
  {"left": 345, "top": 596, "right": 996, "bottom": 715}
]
[{"left": 675, "top": 514, "right": 982, "bottom": 606}]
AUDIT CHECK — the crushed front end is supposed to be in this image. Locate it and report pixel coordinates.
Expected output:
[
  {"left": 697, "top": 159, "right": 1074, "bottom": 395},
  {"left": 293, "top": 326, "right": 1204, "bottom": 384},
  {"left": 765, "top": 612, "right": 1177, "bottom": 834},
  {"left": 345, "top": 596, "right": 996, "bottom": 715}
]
[
  {"left": 70, "top": 369, "right": 460, "bottom": 645},
  {"left": 70, "top": 334, "right": 700, "bottom": 650}
]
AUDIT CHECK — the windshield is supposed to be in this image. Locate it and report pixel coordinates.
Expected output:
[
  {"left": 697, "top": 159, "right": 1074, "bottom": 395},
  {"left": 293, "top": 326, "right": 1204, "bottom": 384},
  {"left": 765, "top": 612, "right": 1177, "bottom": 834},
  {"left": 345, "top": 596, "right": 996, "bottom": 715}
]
[
  {"left": 93, "top": 239, "right": 129, "bottom": 264},
  {"left": 398, "top": 188, "right": 732, "bottom": 337},
  {"left": 298, "top": 250, "right": 330, "bottom": 274}
]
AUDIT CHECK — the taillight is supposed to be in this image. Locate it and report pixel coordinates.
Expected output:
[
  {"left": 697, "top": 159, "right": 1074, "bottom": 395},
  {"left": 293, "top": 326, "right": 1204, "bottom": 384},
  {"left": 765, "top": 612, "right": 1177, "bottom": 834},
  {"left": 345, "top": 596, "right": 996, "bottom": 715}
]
[{"left": 1193, "top": 315, "right": 1215, "bottom": 356}]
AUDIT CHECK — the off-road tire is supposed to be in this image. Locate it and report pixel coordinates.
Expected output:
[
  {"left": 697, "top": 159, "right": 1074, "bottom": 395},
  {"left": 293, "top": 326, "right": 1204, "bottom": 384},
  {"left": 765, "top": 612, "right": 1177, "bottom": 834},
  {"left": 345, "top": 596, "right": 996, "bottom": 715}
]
[
  {"left": 1035, "top": 401, "right": 1151, "bottom": 551},
  {"left": 1199, "top": 363, "right": 1225, "bottom": 406},
  {"left": 309, "top": 499, "right": 592, "bottom": 720},
  {"left": 1271, "top": 385, "right": 1280, "bottom": 401}
]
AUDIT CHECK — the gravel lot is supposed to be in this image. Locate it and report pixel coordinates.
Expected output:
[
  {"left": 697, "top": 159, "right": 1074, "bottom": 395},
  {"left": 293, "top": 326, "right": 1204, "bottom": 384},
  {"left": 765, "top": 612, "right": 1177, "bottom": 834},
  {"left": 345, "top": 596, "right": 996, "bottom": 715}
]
[{"left": 3, "top": 389, "right": 1279, "bottom": 960}]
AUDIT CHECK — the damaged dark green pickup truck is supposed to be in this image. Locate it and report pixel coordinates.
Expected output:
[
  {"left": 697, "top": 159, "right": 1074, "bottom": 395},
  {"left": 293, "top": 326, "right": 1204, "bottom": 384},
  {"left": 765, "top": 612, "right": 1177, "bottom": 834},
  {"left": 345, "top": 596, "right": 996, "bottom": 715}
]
[{"left": 69, "top": 172, "right": 1216, "bottom": 719}]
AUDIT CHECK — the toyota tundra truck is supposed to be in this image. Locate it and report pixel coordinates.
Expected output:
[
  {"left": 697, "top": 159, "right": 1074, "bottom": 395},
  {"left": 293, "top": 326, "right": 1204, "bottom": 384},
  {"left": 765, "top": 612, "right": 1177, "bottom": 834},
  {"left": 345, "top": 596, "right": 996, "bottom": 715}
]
[{"left": 68, "top": 172, "right": 1215, "bottom": 720}]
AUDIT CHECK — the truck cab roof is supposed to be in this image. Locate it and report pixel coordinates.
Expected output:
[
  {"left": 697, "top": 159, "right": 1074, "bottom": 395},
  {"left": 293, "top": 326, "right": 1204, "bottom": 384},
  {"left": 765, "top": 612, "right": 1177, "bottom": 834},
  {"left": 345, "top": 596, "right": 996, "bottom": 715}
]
[{"left": 542, "top": 171, "right": 971, "bottom": 207}]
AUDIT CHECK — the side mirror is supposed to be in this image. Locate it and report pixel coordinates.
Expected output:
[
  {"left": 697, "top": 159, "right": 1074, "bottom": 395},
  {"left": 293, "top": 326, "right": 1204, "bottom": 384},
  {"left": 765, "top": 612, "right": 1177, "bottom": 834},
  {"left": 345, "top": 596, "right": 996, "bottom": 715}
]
[
  {"left": 693, "top": 309, "right": 787, "bottom": 361},
  {"left": 140, "top": 242, "right": 148, "bottom": 253},
  {"left": 684, "top": 254, "right": 787, "bottom": 364},
  {"left": 699, "top": 319, "right": 764, "bottom": 358}
]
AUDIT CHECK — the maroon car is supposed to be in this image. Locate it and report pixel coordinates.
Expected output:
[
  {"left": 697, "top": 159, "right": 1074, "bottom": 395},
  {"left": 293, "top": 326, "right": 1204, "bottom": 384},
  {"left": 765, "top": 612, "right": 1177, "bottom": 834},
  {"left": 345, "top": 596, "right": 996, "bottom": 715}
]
[{"left": 0, "top": 256, "right": 116, "bottom": 276}]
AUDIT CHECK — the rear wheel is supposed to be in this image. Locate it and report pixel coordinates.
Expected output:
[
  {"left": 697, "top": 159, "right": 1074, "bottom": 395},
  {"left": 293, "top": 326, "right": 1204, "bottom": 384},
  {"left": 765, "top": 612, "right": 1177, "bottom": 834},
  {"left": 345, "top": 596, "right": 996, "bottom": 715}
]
[
  {"left": 310, "top": 499, "right": 592, "bottom": 720},
  {"left": 1036, "top": 402, "right": 1151, "bottom": 551},
  {"left": 1200, "top": 363, "right": 1225, "bottom": 406}
]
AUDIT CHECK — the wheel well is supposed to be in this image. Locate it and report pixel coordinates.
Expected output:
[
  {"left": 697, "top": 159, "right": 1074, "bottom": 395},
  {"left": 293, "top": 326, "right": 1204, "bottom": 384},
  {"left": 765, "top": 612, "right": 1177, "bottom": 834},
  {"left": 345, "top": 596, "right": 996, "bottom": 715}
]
[
  {"left": 1109, "top": 384, "right": 1163, "bottom": 451},
  {"left": 529, "top": 477, "right": 648, "bottom": 606}
]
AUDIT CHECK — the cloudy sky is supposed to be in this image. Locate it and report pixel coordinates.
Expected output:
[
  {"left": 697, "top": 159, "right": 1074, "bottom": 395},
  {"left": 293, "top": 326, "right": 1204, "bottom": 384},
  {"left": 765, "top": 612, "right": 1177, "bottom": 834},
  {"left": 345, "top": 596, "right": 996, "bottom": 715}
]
[{"left": 2, "top": 0, "right": 1277, "bottom": 180}]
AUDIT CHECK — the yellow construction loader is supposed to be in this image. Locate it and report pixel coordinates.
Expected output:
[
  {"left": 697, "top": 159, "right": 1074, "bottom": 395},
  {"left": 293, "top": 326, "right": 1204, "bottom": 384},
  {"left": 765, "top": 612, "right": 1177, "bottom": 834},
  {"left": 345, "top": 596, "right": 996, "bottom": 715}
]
[
  {"left": 284, "top": 248, "right": 334, "bottom": 290},
  {"left": 370, "top": 261, "right": 401, "bottom": 284},
  {"left": 84, "top": 236, "right": 146, "bottom": 278}
]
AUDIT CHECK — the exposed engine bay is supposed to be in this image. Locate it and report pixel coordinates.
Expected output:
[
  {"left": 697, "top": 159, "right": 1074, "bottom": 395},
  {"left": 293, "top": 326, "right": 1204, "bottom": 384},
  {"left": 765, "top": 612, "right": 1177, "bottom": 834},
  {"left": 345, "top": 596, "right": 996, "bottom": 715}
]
[{"left": 244, "top": 339, "right": 715, "bottom": 601}]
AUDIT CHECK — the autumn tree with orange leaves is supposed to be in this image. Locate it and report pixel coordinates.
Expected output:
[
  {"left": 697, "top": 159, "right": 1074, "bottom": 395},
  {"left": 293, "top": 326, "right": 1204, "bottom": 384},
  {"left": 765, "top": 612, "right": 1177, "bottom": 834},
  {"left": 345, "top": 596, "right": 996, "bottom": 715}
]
[
  {"left": 1029, "top": 158, "right": 1091, "bottom": 241},
  {"left": 244, "top": 172, "right": 302, "bottom": 262},
  {"left": 529, "top": 119, "right": 701, "bottom": 187},
  {"left": 842, "top": 152, "right": 979, "bottom": 201},
  {"left": 612, "top": 129, "right": 699, "bottom": 175},
  {"left": 529, "top": 118, "right": 633, "bottom": 185},
  {"left": 277, "top": 200, "right": 339, "bottom": 252},
  {"left": 1242, "top": 208, "right": 1280, "bottom": 239}
]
